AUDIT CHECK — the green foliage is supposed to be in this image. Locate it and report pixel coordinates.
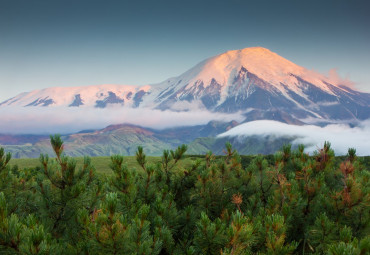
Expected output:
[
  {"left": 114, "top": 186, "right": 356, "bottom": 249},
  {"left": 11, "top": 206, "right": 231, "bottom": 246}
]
[
  {"left": 307, "top": 213, "right": 337, "bottom": 252},
  {"left": 0, "top": 192, "right": 59, "bottom": 254},
  {"left": 264, "top": 214, "right": 298, "bottom": 254},
  {"left": 0, "top": 139, "right": 369, "bottom": 254},
  {"left": 222, "top": 210, "right": 254, "bottom": 255},
  {"left": 0, "top": 148, "right": 11, "bottom": 173},
  {"left": 35, "top": 134, "right": 101, "bottom": 245},
  {"left": 77, "top": 192, "right": 161, "bottom": 254},
  {"left": 194, "top": 212, "right": 227, "bottom": 254}
]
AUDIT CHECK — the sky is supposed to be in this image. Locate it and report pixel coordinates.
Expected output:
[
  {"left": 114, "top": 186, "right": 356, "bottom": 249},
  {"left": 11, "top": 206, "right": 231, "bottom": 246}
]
[{"left": 0, "top": 0, "right": 370, "bottom": 102}]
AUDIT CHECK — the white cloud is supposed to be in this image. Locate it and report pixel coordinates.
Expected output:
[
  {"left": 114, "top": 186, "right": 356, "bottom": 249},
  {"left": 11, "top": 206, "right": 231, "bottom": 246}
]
[
  {"left": 0, "top": 106, "right": 244, "bottom": 134},
  {"left": 218, "top": 120, "right": 370, "bottom": 156},
  {"left": 169, "top": 100, "right": 207, "bottom": 111}
]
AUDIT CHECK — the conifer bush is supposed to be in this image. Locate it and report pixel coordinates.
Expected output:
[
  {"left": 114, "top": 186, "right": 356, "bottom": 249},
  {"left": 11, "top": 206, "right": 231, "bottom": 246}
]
[{"left": 0, "top": 137, "right": 369, "bottom": 254}]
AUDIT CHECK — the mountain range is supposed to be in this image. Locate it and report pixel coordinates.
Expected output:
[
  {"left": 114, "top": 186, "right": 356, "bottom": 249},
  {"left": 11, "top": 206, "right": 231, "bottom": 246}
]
[
  {"left": 1, "top": 121, "right": 244, "bottom": 158},
  {"left": 1, "top": 47, "right": 369, "bottom": 157}
]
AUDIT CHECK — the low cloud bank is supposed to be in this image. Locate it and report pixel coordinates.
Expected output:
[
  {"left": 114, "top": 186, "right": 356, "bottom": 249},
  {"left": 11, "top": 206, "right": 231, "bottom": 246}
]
[
  {"left": 0, "top": 106, "right": 244, "bottom": 134},
  {"left": 218, "top": 120, "right": 370, "bottom": 156}
]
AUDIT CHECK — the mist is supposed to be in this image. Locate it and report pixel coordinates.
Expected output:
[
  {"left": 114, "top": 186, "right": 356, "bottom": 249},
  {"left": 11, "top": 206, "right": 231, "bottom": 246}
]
[
  {"left": 0, "top": 106, "right": 244, "bottom": 134},
  {"left": 218, "top": 120, "right": 370, "bottom": 156}
]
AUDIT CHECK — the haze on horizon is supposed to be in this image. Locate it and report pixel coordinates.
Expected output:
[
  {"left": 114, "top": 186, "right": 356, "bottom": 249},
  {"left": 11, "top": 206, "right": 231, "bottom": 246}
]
[{"left": 0, "top": 0, "right": 370, "bottom": 102}]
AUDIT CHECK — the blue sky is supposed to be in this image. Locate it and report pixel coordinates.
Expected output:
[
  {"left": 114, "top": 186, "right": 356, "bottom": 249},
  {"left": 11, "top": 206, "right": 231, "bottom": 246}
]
[{"left": 1, "top": 0, "right": 369, "bottom": 102}]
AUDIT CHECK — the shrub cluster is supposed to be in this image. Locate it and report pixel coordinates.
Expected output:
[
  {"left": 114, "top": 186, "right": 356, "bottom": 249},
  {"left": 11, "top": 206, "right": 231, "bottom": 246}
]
[{"left": 0, "top": 136, "right": 369, "bottom": 254}]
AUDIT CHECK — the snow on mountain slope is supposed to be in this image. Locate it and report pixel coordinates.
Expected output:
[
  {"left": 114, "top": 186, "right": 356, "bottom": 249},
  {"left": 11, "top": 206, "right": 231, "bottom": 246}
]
[
  {"left": 0, "top": 84, "right": 151, "bottom": 108},
  {"left": 160, "top": 47, "right": 332, "bottom": 95},
  {"left": 150, "top": 47, "right": 338, "bottom": 101},
  {"left": 1, "top": 47, "right": 370, "bottom": 124}
]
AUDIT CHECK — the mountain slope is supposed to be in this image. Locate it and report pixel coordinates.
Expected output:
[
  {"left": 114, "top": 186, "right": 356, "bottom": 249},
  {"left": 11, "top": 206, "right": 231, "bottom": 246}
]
[
  {"left": 0, "top": 84, "right": 150, "bottom": 108},
  {"left": 1, "top": 47, "right": 369, "bottom": 125}
]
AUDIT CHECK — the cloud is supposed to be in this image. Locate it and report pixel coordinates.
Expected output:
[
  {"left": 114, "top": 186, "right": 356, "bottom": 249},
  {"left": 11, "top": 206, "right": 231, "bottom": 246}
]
[
  {"left": 326, "top": 68, "right": 355, "bottom": 89},
  {"left": 218, "top": 120, "right": 370, "bottom": 156},
  {"left": 0, "top": 106, "right": 244, "bottom": 134},
  {"left": 169, "top": 100, "right": 207, "bottom": 111}
]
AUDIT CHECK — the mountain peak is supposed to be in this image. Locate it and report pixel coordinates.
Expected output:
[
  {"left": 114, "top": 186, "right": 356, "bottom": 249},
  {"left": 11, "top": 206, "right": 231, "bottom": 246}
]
[
  {"left": 225, "top": 46, "right": 272, "bottom": 54},
  {"left": 236, "top": 46, "right": 275, "bottom": 55},
  {"left": 174, "top": 46, "right": 340, "bottom": 97},
  {"left": 222, "top": 46, "right": 284, "bottom": 59},
  {"left": 179, "top": 46, "right": 305, "bottom": 90},
  {"left": 212, "top": 46, "right": 300, "bottom": 75}
]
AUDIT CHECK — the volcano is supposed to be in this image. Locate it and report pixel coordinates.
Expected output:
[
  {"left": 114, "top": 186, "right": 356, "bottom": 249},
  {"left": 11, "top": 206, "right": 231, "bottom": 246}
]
[{"left": 1, "top": 47, "right": 370, "bottom": 125}]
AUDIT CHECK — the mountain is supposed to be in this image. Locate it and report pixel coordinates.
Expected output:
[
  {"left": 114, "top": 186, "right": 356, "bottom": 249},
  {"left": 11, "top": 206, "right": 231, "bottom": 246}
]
[
  {"left": 1, "top": 47, "right": 369, "bottom": 157},
  {"left": 1, "top": 121, "right": 240, "bottom": 158},
  {"left": 2, "top": 47, "right": 370, "bottom": 125},
  {"left": 0, "top": 134, "right": 48, "bottom": 145},
  {"left": 0, "top": 84, "right": 147, "bottom": 108}
]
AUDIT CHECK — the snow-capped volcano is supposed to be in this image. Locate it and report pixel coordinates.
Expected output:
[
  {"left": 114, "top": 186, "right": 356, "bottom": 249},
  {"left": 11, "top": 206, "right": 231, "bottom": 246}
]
[
  {"left": 1, "top": 47, "right": 370, "bottom": 124},
  {"left": 153, "top": 46, "right": 333, "bottom": 96},
  {"left": 148, "top": 47, "right": 370, "bottom": 122}
]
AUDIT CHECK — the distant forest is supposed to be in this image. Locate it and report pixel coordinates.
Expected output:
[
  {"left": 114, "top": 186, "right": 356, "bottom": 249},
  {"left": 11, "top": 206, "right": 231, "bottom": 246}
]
[{"left": 0, "top": 135, "right": 369, "bottom": 254}]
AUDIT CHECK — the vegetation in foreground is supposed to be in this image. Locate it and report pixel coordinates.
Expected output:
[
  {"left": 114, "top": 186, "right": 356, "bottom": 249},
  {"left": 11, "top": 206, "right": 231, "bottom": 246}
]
[{"left": 0, "top": 135, "right": 369, "bottom": 254}]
